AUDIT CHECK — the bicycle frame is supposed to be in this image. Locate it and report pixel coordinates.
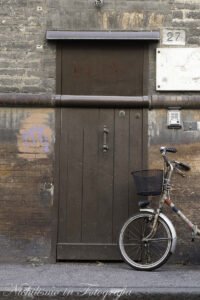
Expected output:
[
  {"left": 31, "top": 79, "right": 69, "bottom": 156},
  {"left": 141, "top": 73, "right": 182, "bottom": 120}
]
[{"left": 154, "top": 153, "right": 200, "bottom": 238}]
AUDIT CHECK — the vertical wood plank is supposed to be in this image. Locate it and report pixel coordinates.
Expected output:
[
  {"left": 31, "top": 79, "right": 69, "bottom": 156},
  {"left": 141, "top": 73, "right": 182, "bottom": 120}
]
[
  {"left": 56, "top": 43, "right": 62, "bottom": 94},
  {"left": 81, "top": 109, "right": 99, "bottom": 243},
  {"left": 51, "top": 108, "right": 61, "bottom": 262},
  {"left": 96, "top": 109, "right": 114, "bottom": 243},
  {"left": 58, "top": 108, "right": 69, "bottom": 243},
  {"left": 129, "top": 109, "right": 143, "bottom": 216},
  {"left": 142, "top": 108, "right": 148, "bottom": 169},
  {"left": 58, "top": 108, "right": 84, "bottom": 243},
  {"left": 143, "top": 44, "right": 149, "bottom": 96},
  {"left": 112, "top": 109, "right": 130, "bottom": 242}
]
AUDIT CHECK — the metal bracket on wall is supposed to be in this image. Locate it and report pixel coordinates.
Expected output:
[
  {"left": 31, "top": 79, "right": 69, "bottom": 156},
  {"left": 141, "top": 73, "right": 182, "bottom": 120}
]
[{"left": 94, "top": 0, "right": 104, "bottom": 8}]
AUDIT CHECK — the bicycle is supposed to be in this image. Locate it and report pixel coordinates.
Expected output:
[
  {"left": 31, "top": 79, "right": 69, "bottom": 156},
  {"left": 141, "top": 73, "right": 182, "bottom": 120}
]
[{"left": 118, "top": 146, "right": 199, "bottom": 271}]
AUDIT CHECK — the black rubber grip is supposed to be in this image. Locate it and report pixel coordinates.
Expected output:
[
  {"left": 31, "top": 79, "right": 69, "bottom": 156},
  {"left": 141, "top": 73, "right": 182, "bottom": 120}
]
[{"left": 166, "top": 147, "right": 177, "bottom": 153}]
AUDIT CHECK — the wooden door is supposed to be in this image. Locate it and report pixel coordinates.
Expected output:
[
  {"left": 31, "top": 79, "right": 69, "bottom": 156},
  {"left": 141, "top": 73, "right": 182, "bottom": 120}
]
[
  {"left": 56, "top": 39, "right": 148, "bottom": 260},
  {"left": 57, "top": 107, "right": 146, "bottom": 260},
  {"left": 57, "top": 40, "right": 147, "bottom": 96}
]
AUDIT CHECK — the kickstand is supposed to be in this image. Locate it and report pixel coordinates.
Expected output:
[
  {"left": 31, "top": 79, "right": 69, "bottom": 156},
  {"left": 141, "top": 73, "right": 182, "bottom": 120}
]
[{"left": 192, "top": 225, "right": 198, "bottom": 242}]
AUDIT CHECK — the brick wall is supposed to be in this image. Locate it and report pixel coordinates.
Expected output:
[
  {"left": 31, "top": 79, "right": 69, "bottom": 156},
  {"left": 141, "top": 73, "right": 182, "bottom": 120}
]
[
  {"left": 1, "top": 0, "right": 200, "bottom": 93},
  {"left": 0, "top": 1, "right": 55, "bottom": 262},
  {"left": 1, "top": 0, "right": 200, "bottom": 263},
  {"left": 0, "top": 0, "right": 55, "bottom": 94}
]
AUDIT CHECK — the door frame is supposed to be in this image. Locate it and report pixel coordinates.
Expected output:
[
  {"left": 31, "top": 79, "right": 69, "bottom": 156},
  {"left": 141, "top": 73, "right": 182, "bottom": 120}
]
[{"left": 50, "top": 39, "right": 149, "bottom": 263}]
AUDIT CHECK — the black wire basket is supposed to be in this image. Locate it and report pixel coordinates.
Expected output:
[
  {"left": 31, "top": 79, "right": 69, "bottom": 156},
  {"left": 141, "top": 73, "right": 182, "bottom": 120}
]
[{"left": 131, "top": 169, "right": 164, "bottom": 196}]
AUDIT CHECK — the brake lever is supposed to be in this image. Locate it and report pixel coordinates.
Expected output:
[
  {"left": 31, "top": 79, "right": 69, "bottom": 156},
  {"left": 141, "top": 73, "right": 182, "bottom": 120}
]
[{"left": 175, "top": 167, "right": 186, "bottom": 177}]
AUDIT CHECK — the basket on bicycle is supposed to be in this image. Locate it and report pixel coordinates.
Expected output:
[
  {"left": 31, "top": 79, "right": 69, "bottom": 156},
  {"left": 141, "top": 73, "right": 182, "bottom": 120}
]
[{"left": 131, "top": 169, "right": 163, "bottom": 196}]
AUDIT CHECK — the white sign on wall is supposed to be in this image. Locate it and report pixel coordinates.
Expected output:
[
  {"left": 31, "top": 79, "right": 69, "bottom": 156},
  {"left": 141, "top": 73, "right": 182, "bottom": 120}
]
[{"left": 156, "top": 48, "right": 200, "bottom": 91}]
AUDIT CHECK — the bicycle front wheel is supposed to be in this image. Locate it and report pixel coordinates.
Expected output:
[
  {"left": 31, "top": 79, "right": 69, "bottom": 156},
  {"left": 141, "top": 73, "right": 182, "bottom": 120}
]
[{"left": 119, "top": 212, "right": 173, "bottom": 271}]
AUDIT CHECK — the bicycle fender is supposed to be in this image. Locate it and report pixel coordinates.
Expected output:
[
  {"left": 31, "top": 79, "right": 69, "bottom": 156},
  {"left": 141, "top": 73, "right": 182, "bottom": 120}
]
[{"left": 140, "top": 208, "right": 177, "bottom": 253}]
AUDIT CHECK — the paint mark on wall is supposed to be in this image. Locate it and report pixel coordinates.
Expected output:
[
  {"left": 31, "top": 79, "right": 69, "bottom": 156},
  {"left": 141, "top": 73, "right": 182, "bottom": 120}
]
[
  {"left": 148, "top": 110, "right": 161, "bottom": 143},
  {"left": 17, "top": 111, "right": 53, "bottom": 161},
  {"left": 101, "top": 12, "right": 144, "bottom": 30},
  {"left": 121, "top": 12, "right": 144, "bottom": 29},
  {"left": 148, "top": 13, "right": 164, "bottom": 27}
]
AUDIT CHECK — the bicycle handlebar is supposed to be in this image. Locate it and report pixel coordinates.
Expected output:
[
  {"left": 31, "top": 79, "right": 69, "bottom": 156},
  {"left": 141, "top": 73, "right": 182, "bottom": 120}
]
[
  {"left": 160, "top": 146, "right": 191, "bottom": 173},
  {"left": 160, "top": 146, "right": 177, "bottom": 154}
]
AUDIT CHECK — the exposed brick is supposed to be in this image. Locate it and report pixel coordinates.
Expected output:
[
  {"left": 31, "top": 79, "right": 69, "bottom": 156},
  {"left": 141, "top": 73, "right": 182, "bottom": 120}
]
[
  {"left": 186, "top": 10, "right": 200, "bottom": 19},
  {"left": 172, "top": 10, "right": 183, "bottom": 19},
  {"left": 187, "top": 36, "right": 200, "bottom": 45}
]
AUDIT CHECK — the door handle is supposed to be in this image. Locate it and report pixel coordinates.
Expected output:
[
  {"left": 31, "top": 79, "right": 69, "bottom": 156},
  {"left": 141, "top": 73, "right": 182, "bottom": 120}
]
[{"left": 103, "top": 125, "right": 109, "bottom": 152}]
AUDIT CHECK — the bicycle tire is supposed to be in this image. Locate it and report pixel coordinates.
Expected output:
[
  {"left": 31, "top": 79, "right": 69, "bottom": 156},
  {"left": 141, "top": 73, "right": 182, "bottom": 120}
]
[{"left": 119, "top": 212, "right": 173, "bottom": 271}]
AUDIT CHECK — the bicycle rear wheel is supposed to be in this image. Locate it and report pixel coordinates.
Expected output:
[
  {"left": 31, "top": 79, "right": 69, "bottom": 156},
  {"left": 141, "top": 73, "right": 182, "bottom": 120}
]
[{"left": 119, "top": 212, "right": 173, "bottom": 271}]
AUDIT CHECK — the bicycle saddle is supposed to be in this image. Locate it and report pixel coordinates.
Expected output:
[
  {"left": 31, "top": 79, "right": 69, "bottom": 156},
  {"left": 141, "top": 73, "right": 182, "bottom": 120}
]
[{"left": 138, "top": 200, "right": 150, "bottom": 208}]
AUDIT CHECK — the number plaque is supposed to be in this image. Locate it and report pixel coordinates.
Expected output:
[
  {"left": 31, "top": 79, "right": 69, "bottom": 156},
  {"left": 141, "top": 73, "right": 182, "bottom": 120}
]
[{"left": 162, "top": 29, "right": 185, "bottom": 45}]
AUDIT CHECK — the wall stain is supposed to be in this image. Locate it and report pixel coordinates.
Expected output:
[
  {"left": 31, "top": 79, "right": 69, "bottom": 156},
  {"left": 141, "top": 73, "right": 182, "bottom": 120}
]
[
  {"left": 148, "top": 13, "right": 164, "bottom": 27},
  {"left": 101, "top": 11, "right": 144, "bottom": 29},
  {"left": 17, "top": 110, "right": 53, "bottom": 161},
  {"left": 121, "top": 12, "right": 144, "bottom": 29}
]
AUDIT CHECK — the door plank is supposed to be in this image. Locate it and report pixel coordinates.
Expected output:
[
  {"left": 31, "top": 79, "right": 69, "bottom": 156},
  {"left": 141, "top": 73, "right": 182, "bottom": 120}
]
[
  {"left": 112, "top": 109, "right": 130, "bottom": 242},
  {"left": 57, "top": 243, "right": 120, "bottom": 260},
  {"left": 96, "top": 109, "right": 114, "bottom": 243},
  {"left": 142, "top": 108, "right": 148, "bottom": 169},
  {"left": 129, "top": 109, "right": 143, "bottom": 216},
  {"left": 81, "top": 109, "right": 100, "bottom": 243},
  {"left": 58, "top": 109, "right": 84, "bottom": 243}
]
